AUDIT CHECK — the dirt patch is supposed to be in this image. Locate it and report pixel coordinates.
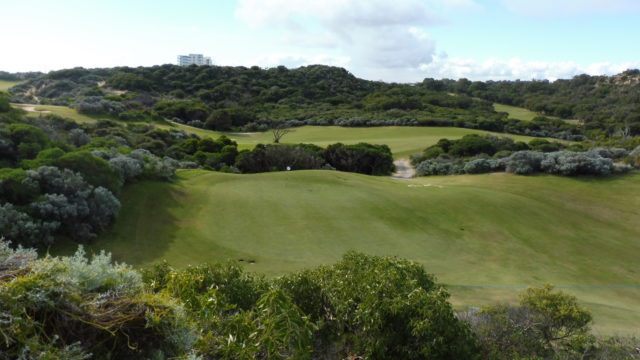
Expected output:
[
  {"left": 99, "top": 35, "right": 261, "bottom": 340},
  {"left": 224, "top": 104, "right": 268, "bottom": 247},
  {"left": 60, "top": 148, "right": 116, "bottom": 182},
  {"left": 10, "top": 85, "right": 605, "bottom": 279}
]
[{"left": 392, "top": 159, "right": 416, "bottom": 180}]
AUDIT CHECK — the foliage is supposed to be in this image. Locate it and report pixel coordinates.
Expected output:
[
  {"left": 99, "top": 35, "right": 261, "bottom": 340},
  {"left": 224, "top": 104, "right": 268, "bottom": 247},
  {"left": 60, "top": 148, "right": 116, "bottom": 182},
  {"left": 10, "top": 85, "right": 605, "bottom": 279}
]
[
  {"left": 324, "top": 142, "right": 395, "bottom": 175},
  {"left": 143, "top": 252, "right": 478, "bottom": 359},
  {"left": 464, "top": 158, "right": 501, "bottom": 174},
  {"left": 236, "top": 143, "right": 325, "bottom": 173},
  {"left": 504, "top": 150, "right": 546, "bottom": 175},
  {"left": 436, "top": 70, "right": 640, "bottom": 137},
  {"left": 415, "top": 160, "right": 464, "bottom": 176},
  {"left": 0, "top": 242, "right": 196, "bottom": 359},
  {"left": 540, "top": 151, "right": 616, "bottom": 176},
  {"left": 2, "top": 123, "right": 49, "bottom": 162},
  {"left": 9, "top": 64, "right": 517, "bottom": 135},
  {"left": 291, "top": 252, "right": 479, "bottom": 359},
  {"left": 51, "top": 150, "right": 122, "bottom": 193},
  {"left": 460, "top": 285, "right": 593, "bottom": 360},
  {"left": 449, "top": 134, "right": 497, "bottom": 157},
  {"left": 74, "top": 96, "right": 125, "bottom": 116}
]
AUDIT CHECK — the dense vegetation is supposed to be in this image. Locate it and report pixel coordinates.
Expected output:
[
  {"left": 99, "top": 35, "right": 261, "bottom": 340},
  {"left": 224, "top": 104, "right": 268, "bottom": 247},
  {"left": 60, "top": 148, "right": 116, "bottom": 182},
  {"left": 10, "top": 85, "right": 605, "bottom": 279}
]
[
  {"left": 7, "top": 65, "right": 640, "bottom": 141},
  {"left": 5, "top": 65, "right": 580, "bottom": 139},
  {"left": 412, "top": 134, "right": 639, "bottom": 177},
  {"left": 2, "top": 241, "right": 638, "bottom": 359},
  {"left": 430, "top": 70, "right": 640, "bottom": 137}
]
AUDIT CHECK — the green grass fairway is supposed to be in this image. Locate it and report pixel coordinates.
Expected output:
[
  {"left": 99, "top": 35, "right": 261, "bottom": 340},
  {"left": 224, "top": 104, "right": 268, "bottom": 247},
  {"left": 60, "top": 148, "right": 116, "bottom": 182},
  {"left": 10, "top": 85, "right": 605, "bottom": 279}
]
[
  {"left": 12, "top": 103, "right": 102, "bottom": 123},
  {"left": 220, "top": 126, "right": 548, "bottom": 157},
  {"left": 494, "top": 103, "right": 543, "bottom": 121},
  {"left": 494, "top": 103, "right": 579, "bottom": 125},
  {"left": 0, "top": 80, "right": 23, "bottom": 92},
  {"left": 54, "top": 170, "right": 640, "bottom": 334}
]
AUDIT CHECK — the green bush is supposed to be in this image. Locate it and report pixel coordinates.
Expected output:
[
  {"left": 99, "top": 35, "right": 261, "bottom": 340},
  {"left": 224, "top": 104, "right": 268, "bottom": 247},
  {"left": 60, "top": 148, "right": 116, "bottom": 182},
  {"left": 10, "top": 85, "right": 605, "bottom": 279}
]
[
  {"left": 0, "top": 243, "right": 196, "bottom": 359},
  {"left": 460, "top": 285, "right": 592, "bottom": 360},
  {"left": 52, "top": 151, "right": 122, "bottom": 193}
]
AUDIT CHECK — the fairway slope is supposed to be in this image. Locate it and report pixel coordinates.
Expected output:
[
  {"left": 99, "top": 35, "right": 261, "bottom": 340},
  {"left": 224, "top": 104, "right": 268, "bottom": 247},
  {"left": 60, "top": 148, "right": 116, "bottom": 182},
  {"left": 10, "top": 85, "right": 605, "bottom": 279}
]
[{"left": 60, "top": 170, "right": 640, "bottom": 334}]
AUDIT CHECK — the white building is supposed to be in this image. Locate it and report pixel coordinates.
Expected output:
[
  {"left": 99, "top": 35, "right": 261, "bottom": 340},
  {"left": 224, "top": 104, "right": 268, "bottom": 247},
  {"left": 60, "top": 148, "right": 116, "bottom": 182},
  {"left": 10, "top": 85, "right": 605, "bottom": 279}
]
[{"left": 177, "top": 54, "right": 212, "bottom": 66}]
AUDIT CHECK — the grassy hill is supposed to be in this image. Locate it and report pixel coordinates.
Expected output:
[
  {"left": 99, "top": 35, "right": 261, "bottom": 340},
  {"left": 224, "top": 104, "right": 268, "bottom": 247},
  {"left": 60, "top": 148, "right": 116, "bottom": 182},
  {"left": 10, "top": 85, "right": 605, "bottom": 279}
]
[{"left": 53, "top": 169, "right": 640, "bottom": 334}]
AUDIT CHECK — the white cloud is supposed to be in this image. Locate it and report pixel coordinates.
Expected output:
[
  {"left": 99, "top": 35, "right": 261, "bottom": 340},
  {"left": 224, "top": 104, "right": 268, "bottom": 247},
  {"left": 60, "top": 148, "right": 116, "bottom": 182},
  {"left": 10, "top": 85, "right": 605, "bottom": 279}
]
[
  {"left": 250, "top": 53, "right": 351, "bottom": 69},
  {"left": 235, "top": 0, "right": 454, "bottom": 71},
  {"left": 418, "top": 56, "right": 640, "bottom": 81},
  {"left": 502, "top": 0, "right": 640, "bottom": 15},
  {"left": 233, "top": 0, "right": 638, "bottom": 83}
]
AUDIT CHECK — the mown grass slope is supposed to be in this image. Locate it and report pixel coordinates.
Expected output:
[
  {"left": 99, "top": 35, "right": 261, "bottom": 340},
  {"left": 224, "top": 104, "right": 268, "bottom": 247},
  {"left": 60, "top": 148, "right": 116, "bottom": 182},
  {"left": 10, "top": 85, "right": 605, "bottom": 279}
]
[
  {"left": 0, "top": 80, "right": 23, "bottom": 92},
  {"left": 55, "top": 170, "right": 640, "bottom": 334},
  {"left": 494, "top": 103, "right": 542, "bottom": 121}
]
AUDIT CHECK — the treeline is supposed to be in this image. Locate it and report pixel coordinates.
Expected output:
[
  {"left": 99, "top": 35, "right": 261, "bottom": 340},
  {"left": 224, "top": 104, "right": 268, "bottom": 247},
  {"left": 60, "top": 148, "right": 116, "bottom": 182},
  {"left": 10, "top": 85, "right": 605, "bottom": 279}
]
[
  {"left": 0, "top": 71, "right": 41, "bottom": 81},
  {"left": 428, "top": 69, "right": 640, "bottom": 137},
  {"left": 411, "top": 134, "right": 640, "bottom": 177},
  {"left": 7, "top": 65, "right": 640, "bottom": 139},
  {"left": 7, "top": 65, "right": 515, "bottom": 134},
  {"left": 1, "top": 242, "right": 638, "bottom": 359}
]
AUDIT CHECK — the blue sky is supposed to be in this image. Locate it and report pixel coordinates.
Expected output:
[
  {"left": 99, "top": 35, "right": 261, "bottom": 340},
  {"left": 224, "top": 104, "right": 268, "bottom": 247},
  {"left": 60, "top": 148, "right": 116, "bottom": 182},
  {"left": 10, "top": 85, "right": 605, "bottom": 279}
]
[{"left": 1, "top": 0, "right": 639, "bottom": 81}]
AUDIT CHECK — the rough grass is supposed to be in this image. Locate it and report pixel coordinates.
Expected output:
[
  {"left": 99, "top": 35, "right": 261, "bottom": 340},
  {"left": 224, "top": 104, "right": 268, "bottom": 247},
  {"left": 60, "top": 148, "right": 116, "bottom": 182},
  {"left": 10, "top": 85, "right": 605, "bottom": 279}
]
[
  {"left": 52, "top": 170, "right": 640, "bottom": 335},
  {"left": 0, "top": 80, "right": 23, "bottom": 92}
]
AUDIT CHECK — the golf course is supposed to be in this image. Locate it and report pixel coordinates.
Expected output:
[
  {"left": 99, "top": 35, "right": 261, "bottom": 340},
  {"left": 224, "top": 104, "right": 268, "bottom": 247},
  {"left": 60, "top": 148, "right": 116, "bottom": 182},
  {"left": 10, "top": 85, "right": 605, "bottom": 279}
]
[
  {"left": 12, "top": 103, "right": 554, "bottom": 157},
  {"left": 53, "top": 168, "right": 640, "bottom": 335}
]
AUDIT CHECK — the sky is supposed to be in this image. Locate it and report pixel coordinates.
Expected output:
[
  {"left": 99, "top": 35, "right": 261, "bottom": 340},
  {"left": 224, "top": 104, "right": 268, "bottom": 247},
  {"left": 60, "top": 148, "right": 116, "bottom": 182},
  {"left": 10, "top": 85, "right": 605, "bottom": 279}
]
[{"left": 1, "top": 0, "right": 639, "bottom": 82}]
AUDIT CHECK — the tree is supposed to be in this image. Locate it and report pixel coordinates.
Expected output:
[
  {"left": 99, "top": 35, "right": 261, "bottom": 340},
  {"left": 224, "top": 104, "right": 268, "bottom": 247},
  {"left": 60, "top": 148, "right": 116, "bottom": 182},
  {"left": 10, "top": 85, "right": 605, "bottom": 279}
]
[
  {"left": 271, "top": 126, "right": 291, "bottom": 144},
  {"left": 461, "top": 285, "right": 593, "bottom": 359}
]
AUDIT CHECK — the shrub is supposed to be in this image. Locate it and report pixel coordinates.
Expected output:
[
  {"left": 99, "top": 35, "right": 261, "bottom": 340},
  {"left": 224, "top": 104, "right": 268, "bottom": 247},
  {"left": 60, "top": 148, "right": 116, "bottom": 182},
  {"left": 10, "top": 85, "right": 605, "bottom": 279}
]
[
  {"left": 628, "top": 145, "right": 640, "bottom": 167},
  {"left": 68, "top": 128, "right": 91, "bottom": 147},
  {"left": 324, "top": 142, "right": 394, "bottom": 175},
  {"left": 205, "top": 107, "right": 256, "bottom": 131},
  {"left": 51, "top": 151, "right": 122, "bottom": 193},
  {"left": 0, "top": 242, "right": 196, "bottom": 359},
  {"left": 293, "top": 252, "right": 479, "bottom": 359},
  {"left": 416, "top": 160, "right": 463, "bottom": 176},
  {"left": 6, "top": 123, "right": 49, "bottom": 161},
  {"left": 460, "top": 285, "right": 592, "bottom": 360},
  {"left": 449, "top": 134, "right": 496, "bottom": 157},
  {"left": 464, "top": 158, "right": 497, "bottom": 174},
  {"left": 0, "top": 203, "right": 58, "bottom": 246},
  {"left": 0, "top": 168, "right": 39, "bottom": 204},
  {"left": 15, "top": 166, "right": 121, "bottom": 243},
  {"left": 154, "top": 100, "right": 209, "bottom": 123},
  {"left": 74, "top": 96, "right": 125, "bottom": 115},
  {"left": 540, "top": 151, "right": 616, "bottom": 176},
  {"left": 504, "top": 151, "right": 545, "bottom": 175}
]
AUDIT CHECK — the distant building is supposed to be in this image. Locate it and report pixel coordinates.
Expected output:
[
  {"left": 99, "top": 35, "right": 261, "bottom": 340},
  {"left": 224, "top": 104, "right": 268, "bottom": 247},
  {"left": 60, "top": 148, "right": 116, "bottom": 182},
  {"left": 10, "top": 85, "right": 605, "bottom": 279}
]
[{"left": 177, "top": 54, "right": 212, "bottom": 66}]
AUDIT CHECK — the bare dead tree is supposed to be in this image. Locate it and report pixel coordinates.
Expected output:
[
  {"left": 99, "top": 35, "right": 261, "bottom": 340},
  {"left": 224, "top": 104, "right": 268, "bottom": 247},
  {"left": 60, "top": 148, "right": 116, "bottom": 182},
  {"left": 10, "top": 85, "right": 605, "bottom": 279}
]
[{"left": 271, "top": 126, "right": 292, "bottom": 143}]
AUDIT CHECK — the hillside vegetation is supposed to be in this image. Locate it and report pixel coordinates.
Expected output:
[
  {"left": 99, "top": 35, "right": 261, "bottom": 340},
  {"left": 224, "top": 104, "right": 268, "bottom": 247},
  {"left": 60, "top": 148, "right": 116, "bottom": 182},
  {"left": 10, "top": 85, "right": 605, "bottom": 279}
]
[
  {"left": 52, "top": 169, "right": 640, "bottom": 334},
  {"left": 439, "top": 70, "right": 640, "bottom": 137},
  {"left": 9, "top": 102, "right": 553, "bottom": 157},
  {"left": 6, "top": 65, "right": 591, "bottom": 141}
]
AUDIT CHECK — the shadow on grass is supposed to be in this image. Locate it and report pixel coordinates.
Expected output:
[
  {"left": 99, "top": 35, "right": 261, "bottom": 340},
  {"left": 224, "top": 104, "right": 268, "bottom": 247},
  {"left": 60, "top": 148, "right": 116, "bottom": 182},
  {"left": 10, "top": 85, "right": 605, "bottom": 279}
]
[{"left": 48, "top": 180, "right": 186, "bottom": 266}]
